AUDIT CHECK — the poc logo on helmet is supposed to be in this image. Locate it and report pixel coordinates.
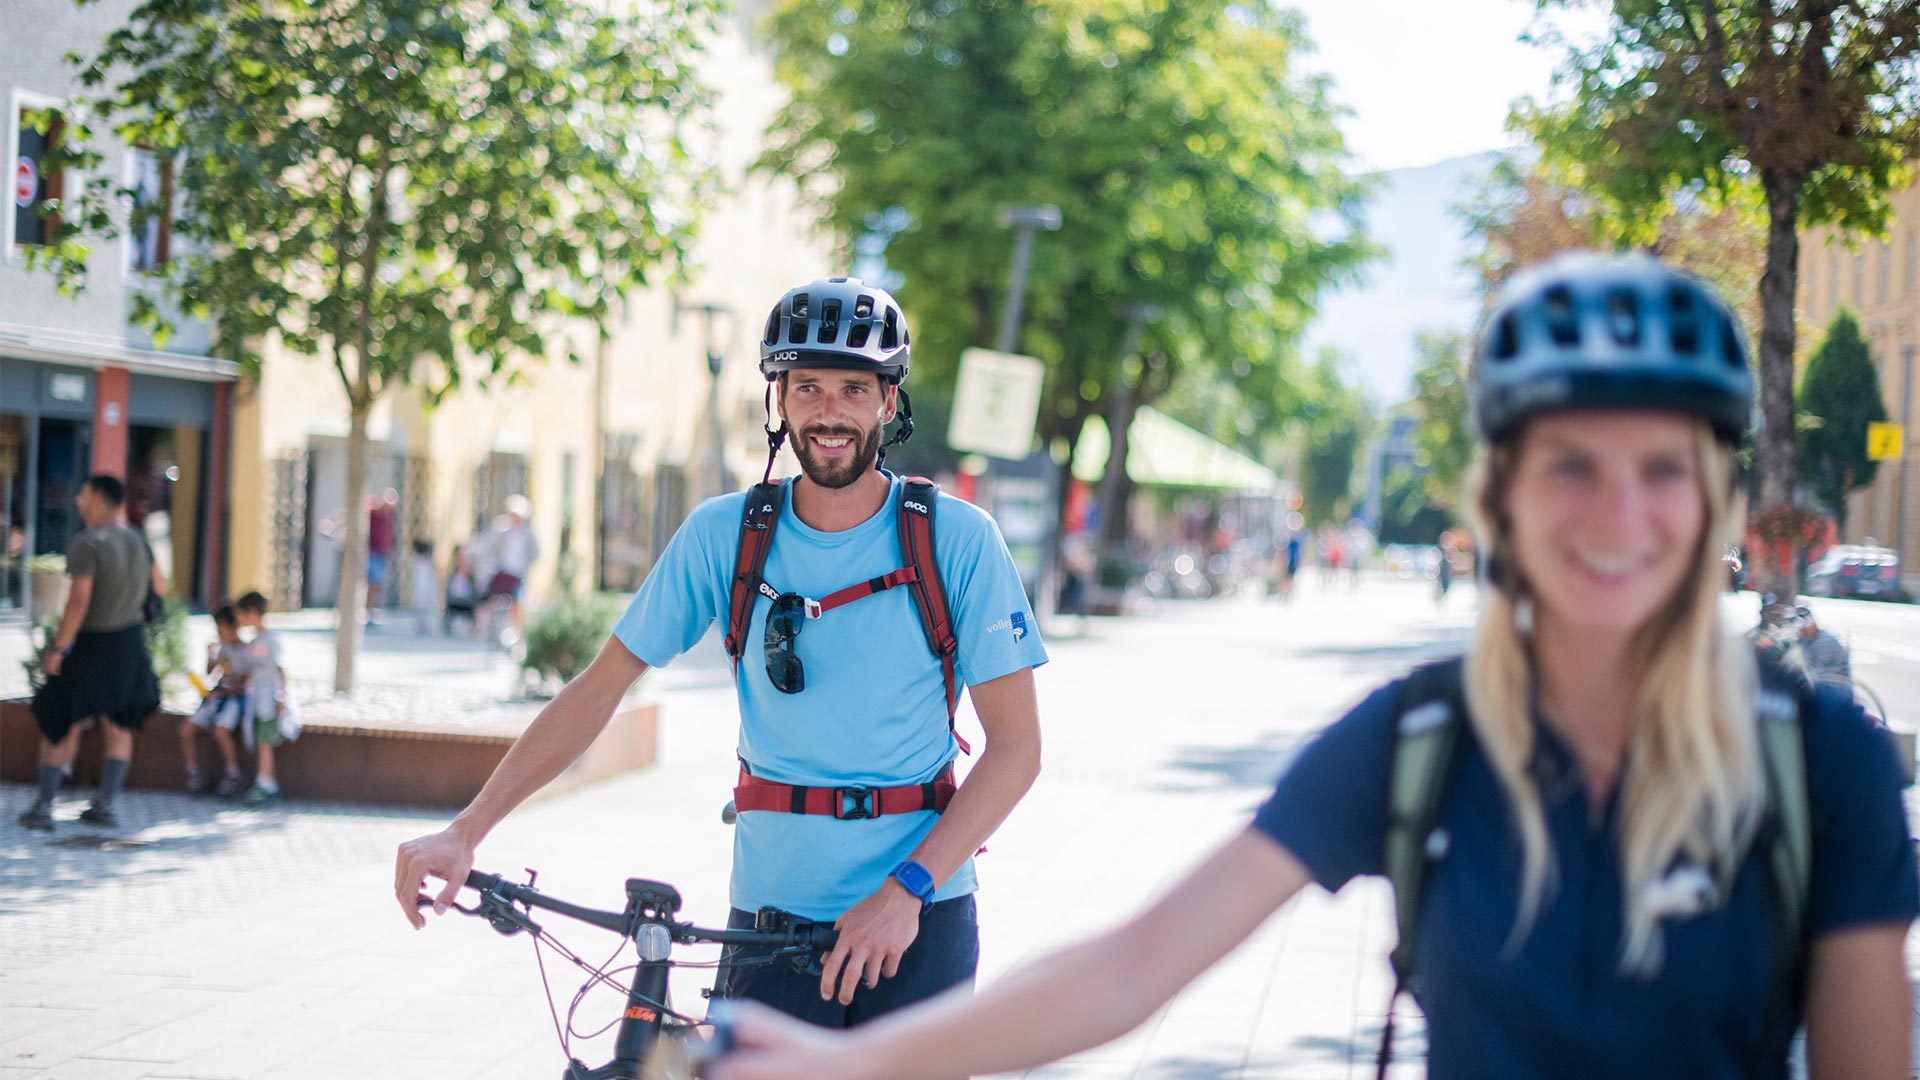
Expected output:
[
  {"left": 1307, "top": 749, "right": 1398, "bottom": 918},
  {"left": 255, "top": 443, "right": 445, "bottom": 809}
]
[{"left": 772, "top": 350, "right": 799, "bottom": 363}]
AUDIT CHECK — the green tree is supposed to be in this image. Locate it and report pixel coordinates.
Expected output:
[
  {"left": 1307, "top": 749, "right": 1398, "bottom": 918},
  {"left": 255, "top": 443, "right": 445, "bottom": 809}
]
[
  {"left": 1297, "top": 351, "right": 1371, "bottom": 526},
  {"left": 1796, "top": 310, "right": 1888, "bottom": 528},
  {"left": 761, "top": 0, "right": 1372, "bottom": 529},
  {"left": 1408, "top": 330, "right": 1474, "bottom": 512},
  {"left": 1519, "top": 1, "right": 1920, "bottom": 594},
  {"left": 37, "top": 0, "right": 715, "bottom": 691}
]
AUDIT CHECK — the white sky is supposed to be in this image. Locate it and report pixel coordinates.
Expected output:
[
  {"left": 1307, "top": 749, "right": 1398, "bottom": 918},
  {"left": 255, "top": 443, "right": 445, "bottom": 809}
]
[{"left": 1286, "top": 0, "right": 1613, "bottom": 172}]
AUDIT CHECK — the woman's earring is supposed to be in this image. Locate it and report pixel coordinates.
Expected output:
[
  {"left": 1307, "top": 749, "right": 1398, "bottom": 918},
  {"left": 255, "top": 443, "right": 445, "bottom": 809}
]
[{"left": 1513, "top": 595, "right": 1535, "bottom": 637}]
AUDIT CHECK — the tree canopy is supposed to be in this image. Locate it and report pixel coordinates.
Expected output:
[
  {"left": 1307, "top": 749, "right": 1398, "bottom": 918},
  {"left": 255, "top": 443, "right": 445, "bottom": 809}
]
[{"left": 760, "top": 0, "right": 1374, "bottom": 456}]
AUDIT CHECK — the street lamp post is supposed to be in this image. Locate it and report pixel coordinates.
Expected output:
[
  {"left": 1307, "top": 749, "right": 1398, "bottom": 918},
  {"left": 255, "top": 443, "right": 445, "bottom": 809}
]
[
  {"left": 993, "top": 205, "right": 1062, "bottom": 355},
  {"left": 674, "top": 298, "right": 735, "bottom": 499}
]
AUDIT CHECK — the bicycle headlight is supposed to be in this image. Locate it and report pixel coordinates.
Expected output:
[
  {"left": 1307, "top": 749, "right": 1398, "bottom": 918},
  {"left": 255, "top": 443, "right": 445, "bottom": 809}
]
[{"left": 636, "top": 921, "right": 672, "bottom": 962}]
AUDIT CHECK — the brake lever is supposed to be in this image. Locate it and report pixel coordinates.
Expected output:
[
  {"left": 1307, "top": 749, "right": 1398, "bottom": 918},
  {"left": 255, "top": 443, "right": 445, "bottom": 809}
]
[{"left": 416, "top": 892, "right": 543, "bottom": 938}]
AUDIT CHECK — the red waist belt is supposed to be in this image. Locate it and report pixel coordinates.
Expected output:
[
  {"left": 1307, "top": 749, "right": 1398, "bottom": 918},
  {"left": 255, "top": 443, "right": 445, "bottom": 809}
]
[{"left": 732, "top": 763, "right": 956, "bottom": 820}]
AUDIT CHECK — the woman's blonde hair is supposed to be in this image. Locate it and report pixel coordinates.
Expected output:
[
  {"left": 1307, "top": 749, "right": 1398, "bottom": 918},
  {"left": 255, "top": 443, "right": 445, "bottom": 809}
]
[{"left": 1463, "top": 420, "right": 1764, "bottom": 975}]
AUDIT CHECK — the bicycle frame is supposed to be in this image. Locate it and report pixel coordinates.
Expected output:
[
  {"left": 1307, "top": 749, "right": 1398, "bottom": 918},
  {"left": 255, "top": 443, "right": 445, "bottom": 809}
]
[{"left": 438, "top": 870, "right": 835, "bottom": 1080}]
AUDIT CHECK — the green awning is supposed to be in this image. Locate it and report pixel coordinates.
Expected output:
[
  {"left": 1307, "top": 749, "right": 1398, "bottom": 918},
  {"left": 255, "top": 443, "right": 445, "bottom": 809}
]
[{"left": 1072, "top": 407, "right": 1279, "bottom": 491}]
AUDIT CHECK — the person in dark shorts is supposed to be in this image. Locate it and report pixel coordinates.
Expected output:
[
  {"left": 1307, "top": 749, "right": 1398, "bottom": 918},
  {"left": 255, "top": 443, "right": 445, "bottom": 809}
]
[{"left": 19, "top": 474, "right": 165, "bottom": 831}]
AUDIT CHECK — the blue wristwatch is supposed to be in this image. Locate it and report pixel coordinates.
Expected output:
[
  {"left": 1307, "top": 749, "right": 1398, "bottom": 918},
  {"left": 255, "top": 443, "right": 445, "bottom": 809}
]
[{"left": 890, "top": 860, "right": 936, "bottom": 905}]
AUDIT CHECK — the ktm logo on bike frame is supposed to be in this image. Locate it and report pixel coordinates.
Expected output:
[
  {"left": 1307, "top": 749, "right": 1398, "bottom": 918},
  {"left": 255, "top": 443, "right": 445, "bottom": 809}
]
[{"left": 624, "top": 1005, "right": 659, "bottom": 1022}]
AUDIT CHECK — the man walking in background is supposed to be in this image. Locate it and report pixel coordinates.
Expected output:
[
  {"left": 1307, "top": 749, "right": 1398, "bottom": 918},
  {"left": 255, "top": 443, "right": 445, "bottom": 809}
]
[{"left": 18, "top": 474, "right": 165, "bottom": 831}]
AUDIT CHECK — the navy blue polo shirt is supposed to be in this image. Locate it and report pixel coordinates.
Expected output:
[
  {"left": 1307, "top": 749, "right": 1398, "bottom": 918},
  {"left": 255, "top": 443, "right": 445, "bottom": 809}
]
[{"left": 1253, "top": 668, "right": 1918, "bottom": 1079}]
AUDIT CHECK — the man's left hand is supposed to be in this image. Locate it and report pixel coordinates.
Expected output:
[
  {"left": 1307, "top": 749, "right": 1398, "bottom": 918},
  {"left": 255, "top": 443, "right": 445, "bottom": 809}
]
[
  {"left": 42, "top": 651, "right": 63, "bottom": 677},
  {"left": 819, "top": 879, "right": 923, "bottom": 1004}
]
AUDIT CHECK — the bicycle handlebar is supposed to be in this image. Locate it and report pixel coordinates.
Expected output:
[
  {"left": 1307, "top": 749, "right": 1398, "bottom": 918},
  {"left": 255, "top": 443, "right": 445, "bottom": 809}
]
[{"left": 448, "top": 869, "right": 840, "bottom": 954}]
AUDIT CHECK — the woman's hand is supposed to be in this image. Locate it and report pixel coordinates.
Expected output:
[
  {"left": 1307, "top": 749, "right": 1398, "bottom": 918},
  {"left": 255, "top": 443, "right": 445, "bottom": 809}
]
[{"left": 706, "top": 1001, "right": 870, "bottom": 1080}]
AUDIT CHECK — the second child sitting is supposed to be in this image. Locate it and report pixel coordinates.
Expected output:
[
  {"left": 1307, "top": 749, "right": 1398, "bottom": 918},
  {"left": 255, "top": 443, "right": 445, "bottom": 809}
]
[
  {"left": 178, "top": 602, "right": 249, "bottom": 798},
  {"left": 233, "top": 591, "right": 301, "bottom": 807}
]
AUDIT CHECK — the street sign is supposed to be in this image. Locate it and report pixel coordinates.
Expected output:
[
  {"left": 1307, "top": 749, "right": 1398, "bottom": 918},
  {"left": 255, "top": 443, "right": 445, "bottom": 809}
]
[
  {"left": 1868, "top": 421, "right": 1905, "bottom": 462},
  {"left": 948, "top": 347, "right": 1045, "bottom": 460}
]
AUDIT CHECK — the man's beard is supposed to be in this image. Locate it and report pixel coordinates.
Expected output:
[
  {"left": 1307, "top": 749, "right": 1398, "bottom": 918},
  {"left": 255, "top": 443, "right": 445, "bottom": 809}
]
[{"left": 792, "top": 421, "right": 885, "bottom": 489}]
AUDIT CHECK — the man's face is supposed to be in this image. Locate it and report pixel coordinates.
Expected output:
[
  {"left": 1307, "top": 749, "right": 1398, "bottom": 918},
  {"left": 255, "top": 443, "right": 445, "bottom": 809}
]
[{"left": 778, "top": 369, "right": 895, "bottom": 490}]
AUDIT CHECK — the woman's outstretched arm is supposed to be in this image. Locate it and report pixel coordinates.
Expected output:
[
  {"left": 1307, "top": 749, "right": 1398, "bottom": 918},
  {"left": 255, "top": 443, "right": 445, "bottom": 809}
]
[{"left": 713, "top": 827, "right": 1313, "bottom": 1080}]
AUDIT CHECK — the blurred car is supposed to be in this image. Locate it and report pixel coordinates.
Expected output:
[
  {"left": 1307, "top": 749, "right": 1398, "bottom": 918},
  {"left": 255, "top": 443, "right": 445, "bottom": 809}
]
[{"left": 1804, "top": 545, "right": 1902, "bottom": 600}]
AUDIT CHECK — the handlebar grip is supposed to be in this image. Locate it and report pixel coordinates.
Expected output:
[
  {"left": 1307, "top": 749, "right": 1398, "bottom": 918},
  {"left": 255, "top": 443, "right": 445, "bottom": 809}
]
[{"left": 466, "top": 869, "right": 503, "bottom": 892}]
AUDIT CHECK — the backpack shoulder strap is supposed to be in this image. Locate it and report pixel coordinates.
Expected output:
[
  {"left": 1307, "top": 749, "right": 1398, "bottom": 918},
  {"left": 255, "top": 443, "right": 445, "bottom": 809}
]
[
  {"left": 1376, "top": 655, "right": 1467, "bottom": 1078},
  {"left": 1754, "top": 662, "right": 1812, "bottom": 969},
  {"left": 724, "top": 481, "right": 786, "bottom": 671},
  {"left": 1382, "top": 656, "right": 1468, "bottom": 986},
  {"left": 897, "top": 477, "right": 969, "bottom": 754}
]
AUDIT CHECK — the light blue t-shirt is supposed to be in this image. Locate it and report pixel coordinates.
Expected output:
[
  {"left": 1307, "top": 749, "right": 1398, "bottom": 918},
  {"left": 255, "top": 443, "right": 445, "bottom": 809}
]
[{"left": 613, "top": 473, "right": 1048, "bottom": 920}]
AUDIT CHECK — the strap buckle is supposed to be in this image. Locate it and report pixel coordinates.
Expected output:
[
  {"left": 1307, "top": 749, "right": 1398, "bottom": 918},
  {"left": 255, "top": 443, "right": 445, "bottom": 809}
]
[
  {"left": 803, "top": 597, "right": 823, "bottom": 619},
  {"left": 834, "top": 785, "right": 874, "bottom": 820}
]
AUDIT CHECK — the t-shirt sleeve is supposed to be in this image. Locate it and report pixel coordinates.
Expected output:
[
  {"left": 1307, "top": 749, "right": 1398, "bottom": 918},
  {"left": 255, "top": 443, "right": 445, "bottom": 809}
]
[
  {"left": 611, "top": 497, "right": 732, "bottom": 668},
  {"left": 1802, "top": 683, "right": 1920, "bottom": 935},
  {"left": 66, "top": 533, "right": 97, "bottom": 579},
  {"left": 1250, "top": 681, "right": 1402, "bottom": 892},
  {"left": 939, "top": 499, "right": 1048, "bottom": 686}
]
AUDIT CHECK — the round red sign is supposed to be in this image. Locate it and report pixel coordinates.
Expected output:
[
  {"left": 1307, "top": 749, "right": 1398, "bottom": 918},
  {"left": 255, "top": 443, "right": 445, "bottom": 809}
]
[{"left": 14, "top": 157, "right": 37, "bottom": 209}]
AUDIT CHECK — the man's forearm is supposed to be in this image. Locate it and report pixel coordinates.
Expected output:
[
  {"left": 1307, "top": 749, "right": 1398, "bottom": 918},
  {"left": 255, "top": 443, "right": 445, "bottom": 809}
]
[
  {"left": 449, "top": 670, "right": 633, "bottom": 843},
  {"left": 905, "top": 736, "right": 1040, "bottom": 887},
  {"left": 53, "top": 591, "right": 88, "bottom": 650}
]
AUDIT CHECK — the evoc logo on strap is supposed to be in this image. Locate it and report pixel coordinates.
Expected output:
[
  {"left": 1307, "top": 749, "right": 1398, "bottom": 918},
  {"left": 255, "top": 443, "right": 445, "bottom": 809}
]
[{"left": 904, "top": 500, "right": 930, "bottom": 515}]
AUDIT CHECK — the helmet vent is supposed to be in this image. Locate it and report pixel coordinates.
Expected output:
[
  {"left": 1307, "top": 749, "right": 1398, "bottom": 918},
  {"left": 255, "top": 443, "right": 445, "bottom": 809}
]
[
  {"left": 819, "top": 299, "right": 842, "bottom": 344},
  {"left": 1604, "top": 290, "right": 1641, "bottom": 347},
  {"left": 763, "top": 310, "right": 780, "bottom": 348},
  {"left": 1668, "top": 285, "right": 1700, "bottom": 355},
  {"left": 881, "top": 307, "right": 899, "bottom": 351},
  {"left": 788, "top": 293, "right": 811, "bottom": 345},
  {"left": 1489, "top": 314, "right": 1519, "bottom": 361},
  {"left": 1721, "top": 323, "right": 1744, "bottom": 368},
  {"left": 1543, "top": 285, "right": 1579, "bottom": 346},
  {"left": 847, "top": 321, "right": 872, "bottom": 349},
  {"left": 854, "top": 295, "right": 874, "bottom": 319}
]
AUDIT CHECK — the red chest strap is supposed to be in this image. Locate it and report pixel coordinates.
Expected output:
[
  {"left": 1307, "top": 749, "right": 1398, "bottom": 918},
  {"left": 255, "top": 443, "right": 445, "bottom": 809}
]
[{"left": 732, "top": 762, "right": 957, "bottom": 819}]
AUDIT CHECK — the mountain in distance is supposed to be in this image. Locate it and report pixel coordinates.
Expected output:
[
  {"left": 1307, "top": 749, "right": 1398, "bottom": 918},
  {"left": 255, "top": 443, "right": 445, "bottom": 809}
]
[{"left": 1302, "top": 150, "right": 1498, "bottom": 405}]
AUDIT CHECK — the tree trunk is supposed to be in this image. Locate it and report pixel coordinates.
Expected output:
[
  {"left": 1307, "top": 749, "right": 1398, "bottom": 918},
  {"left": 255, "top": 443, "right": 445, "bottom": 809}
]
[
  {"left": 333, "top": 391, "right": 371, "bottom": 695},
  {"left": 1755, "top": 173, "right": 1803, "bottom": 599},
  {"left": 1097, "top": 391, "right": 1144, "bottom": 562}
]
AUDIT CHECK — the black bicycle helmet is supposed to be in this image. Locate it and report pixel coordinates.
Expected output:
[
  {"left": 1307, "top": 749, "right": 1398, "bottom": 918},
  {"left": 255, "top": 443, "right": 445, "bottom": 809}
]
[
  {"left": 759, "top": 277, "right": 910, "bottom": 383},
  {"left": 1472, "top": 252, "right": 1752, "bottom": 445}
]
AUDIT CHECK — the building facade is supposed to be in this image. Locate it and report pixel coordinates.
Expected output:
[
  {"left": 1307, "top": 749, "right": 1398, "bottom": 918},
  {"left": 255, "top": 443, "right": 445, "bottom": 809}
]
[
  {"left": 1798, "top": 177, "right": 1920, "bottom": 592},
  {"left": 2, "top": 0, "right": 239, "bottom": 623}
]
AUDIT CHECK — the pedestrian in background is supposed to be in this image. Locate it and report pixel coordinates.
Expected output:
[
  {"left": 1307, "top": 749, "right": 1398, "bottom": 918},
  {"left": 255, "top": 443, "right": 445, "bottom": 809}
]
[
  {"left": 407, "top": 538, "right": 438, "bottom": 634},
  {"left": 475, "top": 494, "right": 538, "bottom": 639},
  {"left": 233, "top": 590, "right": 299, "bottom": 806},
  {"left": 178, "top": 602, "right": 248, "bottom": 798},
  {"left": 366, "top": 488, "right": 398, "bottom": 616},
  {"left": 444, "top": 543, "right": 480, "bottom": 636},
  {"left": 18, "top": 474, "right": 164, "bottom": 832}
]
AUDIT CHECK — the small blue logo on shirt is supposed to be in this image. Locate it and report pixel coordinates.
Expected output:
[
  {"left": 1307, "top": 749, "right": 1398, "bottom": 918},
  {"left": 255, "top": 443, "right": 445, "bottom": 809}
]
[{"left": 1010, "top": 612, "right": 1027, "bottom": 642}]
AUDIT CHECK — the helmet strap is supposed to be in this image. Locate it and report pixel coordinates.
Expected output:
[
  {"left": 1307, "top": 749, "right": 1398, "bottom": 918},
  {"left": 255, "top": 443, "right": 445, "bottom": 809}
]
[
  {"left": 762, "top": 382, "right": 787, "bottom": 485},
  {"left": 877, "top": 385, "right": 914, "bottom": 472}
]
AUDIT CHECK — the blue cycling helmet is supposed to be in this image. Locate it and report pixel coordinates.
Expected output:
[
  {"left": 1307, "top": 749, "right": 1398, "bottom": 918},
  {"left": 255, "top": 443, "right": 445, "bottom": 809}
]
[
  {"left": 1472, "top": 252, "right": 1752, "bottom": 445},
  {"left": 759, "top": 277, "right": 911, "bottom": 384}
]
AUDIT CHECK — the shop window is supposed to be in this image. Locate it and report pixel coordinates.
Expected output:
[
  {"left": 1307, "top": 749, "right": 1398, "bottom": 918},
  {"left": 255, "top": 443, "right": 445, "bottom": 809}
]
[
  {"left": 128, "top": 146, "right": 174, "bottom": 273},
  {"left": 11, "top": 101, "right": 65, "bottom": 251},
  {"left": 1878, "top": 239, "right": 1892, "bottom": 305}
]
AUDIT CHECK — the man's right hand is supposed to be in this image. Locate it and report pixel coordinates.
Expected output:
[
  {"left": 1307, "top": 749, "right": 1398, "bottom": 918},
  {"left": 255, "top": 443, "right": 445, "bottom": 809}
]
[{"left": 395, "top": 826, "right": 477, "bottom": 929}]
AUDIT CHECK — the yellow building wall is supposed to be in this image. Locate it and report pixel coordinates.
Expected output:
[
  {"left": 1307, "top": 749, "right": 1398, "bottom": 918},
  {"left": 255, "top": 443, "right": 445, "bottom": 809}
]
[{"left": 1797, "top": 175, "right": 1920, "bottom": 582}]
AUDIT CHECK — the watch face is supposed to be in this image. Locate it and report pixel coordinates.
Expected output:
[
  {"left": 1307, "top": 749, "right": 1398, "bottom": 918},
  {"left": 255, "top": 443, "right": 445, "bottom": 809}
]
[{"left": 895, "top": 861, "right": 934, "bottom": 899}]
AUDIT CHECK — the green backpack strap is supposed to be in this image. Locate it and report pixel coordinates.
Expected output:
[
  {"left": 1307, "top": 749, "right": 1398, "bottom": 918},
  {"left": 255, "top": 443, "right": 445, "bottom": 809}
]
[
  {"left": 1376, "top": 657, "right": 1467, "bottom": 1078},
  {"left": 1752, "top": 667, "right": 1812, "bottom": 1063}
]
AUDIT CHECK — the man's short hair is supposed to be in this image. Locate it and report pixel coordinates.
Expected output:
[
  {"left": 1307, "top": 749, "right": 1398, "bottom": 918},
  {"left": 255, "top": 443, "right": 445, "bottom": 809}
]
[
  {"left": 83, "top": 474, "right": 126, "bottom": 507},
  {"left": 235, "top": 591, "right": 269, "bottom": 614},
  {"left": 212, "top": 603, "right": 239, "bottom": 626}
]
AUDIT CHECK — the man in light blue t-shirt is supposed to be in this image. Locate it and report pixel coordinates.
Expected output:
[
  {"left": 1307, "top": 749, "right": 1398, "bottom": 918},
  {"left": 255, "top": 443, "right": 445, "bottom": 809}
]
[{"left": 395, "top": 277, "right": 1045, "bottom": 1030}]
